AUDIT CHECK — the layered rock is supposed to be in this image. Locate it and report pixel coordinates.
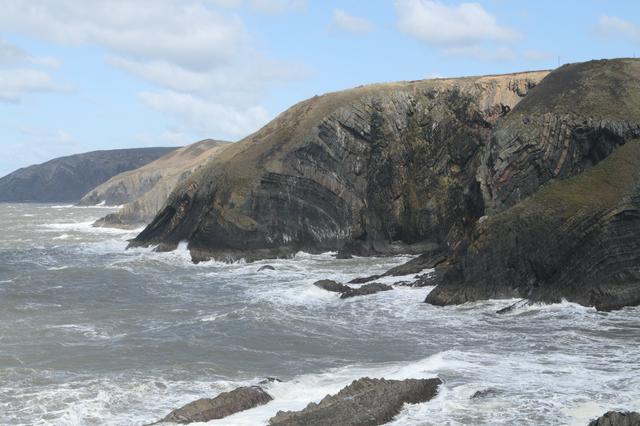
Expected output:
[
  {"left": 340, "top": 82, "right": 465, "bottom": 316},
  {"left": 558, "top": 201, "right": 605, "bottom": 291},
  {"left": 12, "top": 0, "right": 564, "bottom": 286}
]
[
  {"left": 131, "top": 71, "right": 548, "bottom": 260},
  {"left": 81, "top": 139, "right": 230, "bottom": 227},
  {"left": 0, "top": 147, "right": 175, "bottom": 203},
  {"left": 154, "top": 386, "right": 272, "bottom": 424},
  {"left": 426, "top": 139, "right": 640, "bottom": 310},
  {"left": 268, "top": 377, "right": 441, "bottom": 426},
  {"left": 426, "top": 59, "right": 640, "bottom": 311}
]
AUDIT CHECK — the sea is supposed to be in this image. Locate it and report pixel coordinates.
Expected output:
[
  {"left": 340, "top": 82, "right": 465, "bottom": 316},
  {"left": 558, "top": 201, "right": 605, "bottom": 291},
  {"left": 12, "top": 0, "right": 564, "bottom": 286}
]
[{"left": 0, "top": 203, "right": 638, "bottom": 425}]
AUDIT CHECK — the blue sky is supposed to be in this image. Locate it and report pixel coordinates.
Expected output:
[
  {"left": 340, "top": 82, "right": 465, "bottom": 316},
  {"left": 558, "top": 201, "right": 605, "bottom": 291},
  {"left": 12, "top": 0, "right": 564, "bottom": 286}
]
[{"left": 0, "top": 0, "right": 639, "bottom": 176}]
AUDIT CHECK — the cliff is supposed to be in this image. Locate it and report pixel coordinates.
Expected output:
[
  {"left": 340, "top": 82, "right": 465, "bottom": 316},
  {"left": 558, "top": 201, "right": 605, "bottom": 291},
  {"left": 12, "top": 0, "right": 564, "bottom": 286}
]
[
  {"left": 426, "top": 59, "right": 640, "bottom": 311},
  {"left": 78, "top": 139, "right": 230, "bottom": 227},
  {"left": 130, "top": 71, "right": 548, "bottom": 261},
  {"left": 0, "top": 147, "right": 176, "bottom": 203}
]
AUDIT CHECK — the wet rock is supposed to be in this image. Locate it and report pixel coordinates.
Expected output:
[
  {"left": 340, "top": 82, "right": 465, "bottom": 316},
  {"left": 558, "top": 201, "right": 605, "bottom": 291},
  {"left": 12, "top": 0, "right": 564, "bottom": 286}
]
[
  {"left": 471, "top": 388, "right": 499, "bottom": 399},
  {"left": 268, "top": 377, "right": 442, "bottom": 426},
  {"left": 313, "top": 280, "right": 351, "bottom": 293},
  {"left": 156, "top": 386, "right": 272, "bottom": 424},
  {"left": 340, "top": 283, "right": 393, "bottom": 299},
  {"left": 496, "top": 299, "right": 530, "bottom": 314},
  {"left": 258, "top": 265, "right": 276, "bottom": 272},
  {"left": 382, "top": 245, "right": 446, "bottom": 277},
  {"left": 589, "top": 411, "right": 640, "bottom": 426},
  {"left": 349, "top": 275, "right": 381, "bottom": 284},
  {"left": 259, "top": 377, "right": 282, "bottom": 385}
]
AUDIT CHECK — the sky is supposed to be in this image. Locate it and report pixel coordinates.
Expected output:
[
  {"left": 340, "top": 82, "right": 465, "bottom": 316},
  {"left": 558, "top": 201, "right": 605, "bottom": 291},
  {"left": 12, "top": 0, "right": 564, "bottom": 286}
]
[{"left": 0, "top": 0, "right": 639, "bottom": 176}]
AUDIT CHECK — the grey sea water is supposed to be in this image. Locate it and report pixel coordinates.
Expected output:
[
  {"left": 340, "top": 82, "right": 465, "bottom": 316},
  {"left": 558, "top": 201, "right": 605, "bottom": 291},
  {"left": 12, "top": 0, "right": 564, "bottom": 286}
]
[{"left": 0, "top": 203, "right": 638, "bottom": 425}]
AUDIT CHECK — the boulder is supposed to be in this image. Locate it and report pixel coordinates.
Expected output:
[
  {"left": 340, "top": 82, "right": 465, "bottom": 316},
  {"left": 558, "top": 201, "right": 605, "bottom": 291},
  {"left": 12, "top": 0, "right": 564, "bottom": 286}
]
[
  {"left": 340, "top": 283, "right": 393, "bottom": 299},
  {"left": 258, "top": 265, "right": 276, "bottom": 272},
  {"left": 313, "top": 280, "right": 351, "bottom": 293},
  {"left": 348, "top": 275, "right": 381, "bottom": 284},
  {"left": 589, "top": 411, "right": 640, "bottom": 426},
  {"left": 156, "top": 386, "right": 272, "bottom": 424},
  {"left": 268, "top": 377, "right": 442, "bottom": 426}
]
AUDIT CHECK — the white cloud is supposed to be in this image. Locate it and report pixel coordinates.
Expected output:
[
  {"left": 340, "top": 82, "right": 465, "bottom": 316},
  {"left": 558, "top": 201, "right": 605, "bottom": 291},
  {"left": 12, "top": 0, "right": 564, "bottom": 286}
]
[
  {"left": 140, "top": 91, "right": 270, "bottom": 138},
  {"left": 0, "top": 1, "right": 247, "bottom": 71},
  {"left": 250, "top": 0, "right": 306, "bottom": 14},
  {"left": 0, "top": 69, "right": 63, "bottom": 102},
  {"left": 594, "top": 15, "right": 640, "bottom": 43},
  {"left": 0, "top": 1, "right": 309, "bottom": 139},
  {"left": 395, "top": 0, "right": 518, "bottom": 47},
  {"left": 332, "top": 9, "right": 374, "bottom": 34}
]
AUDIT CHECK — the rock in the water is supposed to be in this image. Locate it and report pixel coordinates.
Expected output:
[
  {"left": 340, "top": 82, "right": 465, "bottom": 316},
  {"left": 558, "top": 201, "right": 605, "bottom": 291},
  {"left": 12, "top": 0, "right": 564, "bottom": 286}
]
[
  {"left": 381, "top": 245, "right": 446, "bottom": 277},
  {"left": 340, "top": 283, "right": 393, "bottom": 299},
  {"left": 496, "top": 299, "right": 530, "bottom": 314},
  {"left": 589, "top": 411, "right": 640, "bottom": 426},
  {"left": 268, "top": 377, "right": 441, "bottom": 426},
  {"left": 259, "top": 377, "right": 282, "bottom": 385},
  {"left": 470, "top": 388, "right": 499, "bottom": 399},
  {"left": 313, "top": 280, "right": 351, "bottom": 293},
  {"left": 349, "top": 275, "right": 381, "bottom": 284},
  {"left": 0, "top": 147, "right": 175, "bottom": 203},
  {"left": 157, "top": 386, "right": 272, "bottom": 424},
  {"left": 258, "top": 265, "right": 276, "bottom": 272}
]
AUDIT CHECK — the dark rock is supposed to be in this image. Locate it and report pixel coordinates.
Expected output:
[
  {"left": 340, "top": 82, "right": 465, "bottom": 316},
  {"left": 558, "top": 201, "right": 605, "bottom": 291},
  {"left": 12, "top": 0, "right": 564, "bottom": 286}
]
[
  {"left": 259, "top": 377, "right": 282, "bottom": 385},
  {"left": 426, "top": 138, "right": 640, "bottom": 311},
  {"left": 496, "top": 299, "right": 530, "bottom": 314},
  {"left": 0, "top": 147, "right": 176, "bottom": 203},
  {"left": 349, "top": 275, "right": 381, "bottom": 284},
  {"left": 335, "top": 251, "right": 353, "bottom": 259},
  {"left": 258, "top": 265, "right": 276, "bottom": 271},
  {"left": 313, "top": 280, "right": 351, "bottom": 293},
  {"left": 340, "top": 283, "right": 393, "bottom": 299},
  {"left": 426, "top": 59, "right": 640, "bottom": 311},
  {"left": 589, "top": 411, "right": 640, "bottom": 426},
  {"left": 268, "top": 377, "right": 442, "bottom": 426},
  {"left": 470, "top": 388, "right": 499, "bottom": 399},
  {"left": 156, "top": 386, "right": 272, "bottom": 424},
  {"left": 381, "top": 244, "right": 446, "bottom": 277}
]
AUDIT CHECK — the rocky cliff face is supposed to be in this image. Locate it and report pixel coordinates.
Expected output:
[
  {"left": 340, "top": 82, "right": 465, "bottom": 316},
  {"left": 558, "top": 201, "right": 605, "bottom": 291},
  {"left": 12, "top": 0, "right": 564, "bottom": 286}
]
[
  {"left": 0, "top": 147, "right": 176, "bottom": 203},
  {"left": 131, "top": 71, "right": 548, "bottom": 261},
  {"left": 425, "top": 59, "right": 640, "bottom": 311},
  {"left": 79, "top": 139, "right": 230, "bottom": 227}
]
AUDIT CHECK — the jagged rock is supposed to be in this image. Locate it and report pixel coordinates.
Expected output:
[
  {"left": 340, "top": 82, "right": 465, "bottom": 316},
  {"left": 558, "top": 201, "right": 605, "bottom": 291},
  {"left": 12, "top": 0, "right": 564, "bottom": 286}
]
[
  {"left": 340, "top": 283, "right": 393, "bottom": 299},
  {"left": 427, "top": 138, "right": 640, "bottom": 311},
  {"left": 470, "top": 388, "right": 499, "bottom": 399},
  {"left": 589, "top": 411, "right": 640, "bottom": 426},
  {"left": 155, "top": 386, "right": 272, "bottom": 424},
  {"left": 426, "top": 59, "right": 640, "bottom": 311},
  {"left": 313, "top": 280, "right": 351, "bottom": 293},
  {"left": 0, "top": 147, "right": 175, "bottom": 202},
  {"left": 258, "top": 265, "right": 276, "bottom": 271},
  {"left": 382, "top": 245, "right": 447, "bottom": 277},
  {"left": 258, "top": 377, "right": 282, "bottom": 385},
  {"left": 129, "top": 71, "right": 547, "bottom": 261},
  {"left": 349, "top": 275, "right": 381, "bottom": 284},
  {"left": 86, "top": 139, "right": 230, "bottom": 227},
  {"left": 268, "top": 377, "right": 442, "bottom": 426},
  {"left": 496, "top": 299, "right": 530, "bottom": 314}
]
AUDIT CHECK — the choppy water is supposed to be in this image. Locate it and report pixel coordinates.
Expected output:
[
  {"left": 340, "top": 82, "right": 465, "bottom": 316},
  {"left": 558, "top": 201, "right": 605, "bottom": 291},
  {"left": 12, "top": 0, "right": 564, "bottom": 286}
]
[{"left": 0, "top": 204, "right": 639, "bottom": 425}]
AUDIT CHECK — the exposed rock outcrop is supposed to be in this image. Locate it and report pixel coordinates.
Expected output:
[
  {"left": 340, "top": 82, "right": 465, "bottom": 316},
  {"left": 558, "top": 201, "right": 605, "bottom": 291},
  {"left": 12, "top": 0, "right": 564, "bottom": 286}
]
[
  {"left": 130, "top": 71, "right": 548, "bottom": 261},
  {"left": 154, "top": 386, "right": 272, "bottom": 424},
  {"left": 426, "top": 59, "right": 640, "bottom": 311},
  {"left": 589, "top": 411, "right": 640, "bottom": 426},
  {"left": 340, "top": 282, "right": 393, "bottom": 298},
  {"left": 0, "top": 147, "right": 175, "bottom": 203},
  {"left": 268, "top": 377, "right": 441, "bottom": 426},
  {"left": 83, "top": 139, "right": 230, "bottom": 227},
  {"left": 427, "top": 138, "right": 640, "bottom": 310},
  {"left": 313, "top": 279, "right": 351, "bottom": 293}
]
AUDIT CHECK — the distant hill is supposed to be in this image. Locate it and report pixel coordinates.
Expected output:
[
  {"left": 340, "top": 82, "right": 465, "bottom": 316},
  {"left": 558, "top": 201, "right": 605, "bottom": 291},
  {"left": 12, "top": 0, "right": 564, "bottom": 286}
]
[
  {"left": 80, "top": 139, "right": 231, "bottom": 227},
  {"left": 0, "top": 147, "right": 177, "bottom": 202}
]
